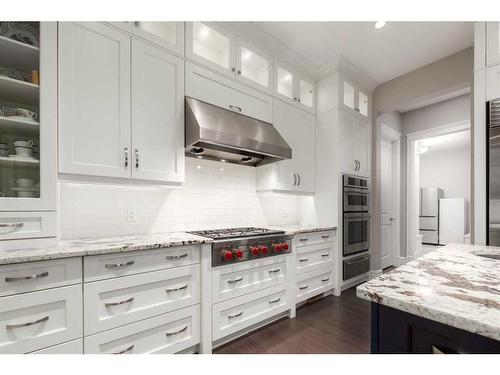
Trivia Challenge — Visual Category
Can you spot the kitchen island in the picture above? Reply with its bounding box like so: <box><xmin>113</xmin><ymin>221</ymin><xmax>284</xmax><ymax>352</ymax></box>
<box><xmin>357</xmin><ymin>244</ymin><xmax>500</xmax><ymax>353</ymax></box>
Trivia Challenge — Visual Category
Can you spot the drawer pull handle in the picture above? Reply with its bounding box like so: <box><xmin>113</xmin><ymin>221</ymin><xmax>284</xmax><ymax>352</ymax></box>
<box><xmin>166</xmin><ymin>284</ymin><xmax>188</xmax><ymax>293</ymax></box>
<box><xmin>166</xmin><ymin>253</ymin><xmax>188</xmax><ymax>260</ymax></box>
<box><xmin>321</xmin><ymin>235</ymin><xmax>330</xmax><ymax>239</ymax></box>
<box><xmin>268</xmin><ymin>268</ymin><xmax>281</xmax><ymax>274</ymax></box>
<box><xmin>113</xmin><ymin>344</ymin><xmax>134</xmax><ymax>354</ymax></box>
<box><xmin>227</xmin><ymin>276</ymin><xmax>243</xmax><ymax>284</ymax></box>
<box><xmin>321</xmin><ymin>254</ymin><xmax>329</xmax><ymax>258</ymax></box>
<box><xmin>269</xmin><ymin>297</ymin><xmax>281</xmax><ymax>304</ymax></box>
<box><xmin>299</xmin><ymin>238</ymin><xmax>308</xmax><ymax>242</ymax></box>
<box><xmin>228</xmin><ymin>311</ymin><xmax>243</xmax><ymax>319</ymax></box>
<box><xmin>5</xmin><ymin>271</ymin><xmax>49</xmax><ymax>282</ymax></box>
<box><xmin>166</xmin><ymin>325</ymin><xmax>188</xmax><ymax>336</ymax></box>
<box><xmin>229</xmin><ymin>105</ymin><xmax>242</xmax><ymax>112</ymax></box>
<box><xmin>298</xmin><ymin>257</ymin><xmax>308</xmax><ymax>263</ymax></box>
<box><xmin>105</xmin><ymin>296</ymin><xmax>134</xmax><ymax>307</ymax></box>
<box><xmin>321</xmin><ymin>277</ymin><xmax>330</xmax><ymax>282</ymax></box>
<box><xmin>6</xmin><ymin>315</ymin><xmax>49</xmax><ymax>329</ymax></box>
<box><xmin>105</xmin><ymin>260</ymin><xmax>135</xmax><ymax>269</ymax></box>
<box><xmin>299</xmin><ymin>285</ymin><xmax>309</xmax><ymax>290</ymax></box>
<box><xmin>0</xmin><ymin>222</ymin><xmax>24</xmax><ymax>229</ymax></box>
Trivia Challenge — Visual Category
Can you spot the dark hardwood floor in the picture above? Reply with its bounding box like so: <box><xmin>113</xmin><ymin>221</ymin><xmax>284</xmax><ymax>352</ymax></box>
<box><xmin>214</xmin><ymin>287</ymin><xmax>371</xmax><ymax>354</ymax></box>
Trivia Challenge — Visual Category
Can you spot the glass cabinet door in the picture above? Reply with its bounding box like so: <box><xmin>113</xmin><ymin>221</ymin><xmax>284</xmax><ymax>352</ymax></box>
<box><xmin>343</xmin><ymin>80</ymin><xmax>355</xmax><ymax>110</ymax></box>
<box><xmin>358</xmin><ymin>90</ymin><xmax>368</xmax><ymax>117</ymax></box>
<box><xmin>132</xmin><ymin>22</ymin><xmax>183</xmax><ymax>54</ymax></box>
<box><xmin>188</xmin><ymin>22</ymin><xmax>234</xmax><ymax>76</ymax></box>
<box><xmin>0</xmin><ymin>22</ymin><xmax>41</xmax><ymax>201</ymax></box>
<box><xmin>236</xmin><ymin>38</ymin><xmax>272</xmax><ymax>92</ymax></box>
<box><xmin>299</xmin><ymin>78</ymin><xmax>314</xmax><ymax>108</ymax></box>
<box><xmin>276</xmin><ymin>65</ymin><xmax>294</xmax><ymax>99</ymax></box>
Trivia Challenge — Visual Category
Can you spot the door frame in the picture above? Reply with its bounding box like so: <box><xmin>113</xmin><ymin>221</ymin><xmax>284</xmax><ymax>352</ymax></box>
<box><xmin>380</xmin><ymin>124</ymin><xmax>401</xmax><ymax>268</ymax></box>
<box><xmin>405</xmin><ymin>120</ymin><xmax>470</xmax><ymax>261</ymax></box>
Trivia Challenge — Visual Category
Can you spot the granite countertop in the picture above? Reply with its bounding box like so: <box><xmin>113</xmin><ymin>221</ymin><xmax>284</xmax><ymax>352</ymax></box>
<box><xmin>0</xmin><ymin>232</ymin><xmax>213</xmax><ymax>265</ymax></box>
<box><xmin>357</xmin><ymin>244</ymin><xmax>500</xmax><ymax>341</ymax></box>
<box><xmin>266</xmin><ymin>225</ymin><xmax>337</xmax><ymax>235</ymax></box>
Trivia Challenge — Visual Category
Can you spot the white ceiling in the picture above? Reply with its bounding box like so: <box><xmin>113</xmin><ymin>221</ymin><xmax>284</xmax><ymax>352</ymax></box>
<box><xmin>419</xmin><ymin>130</ymin><xmax>470</xmax><ymax>154</ymax></box>
<box><xmin>252</xmin><ymin>22</ymin><xmax>474</xmax><ymax>84</ymax></box>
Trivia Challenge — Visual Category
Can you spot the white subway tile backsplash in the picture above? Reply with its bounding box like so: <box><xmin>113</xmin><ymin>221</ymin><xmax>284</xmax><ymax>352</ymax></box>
<box><xmin>59</xmin><ymin>158</ymin><xmax>310</xmax><ymax>239</ymax></box>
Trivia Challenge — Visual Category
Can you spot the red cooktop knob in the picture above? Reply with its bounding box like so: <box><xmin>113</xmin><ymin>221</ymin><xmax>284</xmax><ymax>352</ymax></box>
<box><xmin>251</xmin><ymin>246</ymin><xmax>260</xmax><ymax>255</ymax></box>
<box><xmin>282</xmin><ymin>243</ymin><xmax>289</xmax><ymax>250</ymax></box>
<box><xmin>260</xmin><ymin>245</ymin><xmax>268</xmax><ymax>254</ymax></box>
<box><xmin>274</xmin><ymin>243</ymin><xmax>282</xmax><ymax>252</ymax></box>
<box><xmin>223</xmin><ymin>250</ymin><xmax>233</xmax><ymax>261</ymax></box>
<box><xmin>235</xmin><ymin>249</ymin><xmax>243</xmax><ymax>258</ymax></box>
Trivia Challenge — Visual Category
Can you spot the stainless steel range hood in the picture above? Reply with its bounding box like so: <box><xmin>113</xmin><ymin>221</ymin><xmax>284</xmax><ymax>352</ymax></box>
<box><xmin>185</xmin><ymin>97</ymin><xmax>292</xmax><ymax>166</ymax></box>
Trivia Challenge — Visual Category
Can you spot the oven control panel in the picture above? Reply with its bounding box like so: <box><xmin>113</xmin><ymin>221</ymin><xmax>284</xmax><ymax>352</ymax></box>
<box><xmin>212</xmin><ymin>236</ymin><xmax>291</xmax><ymax>267</ymax></box>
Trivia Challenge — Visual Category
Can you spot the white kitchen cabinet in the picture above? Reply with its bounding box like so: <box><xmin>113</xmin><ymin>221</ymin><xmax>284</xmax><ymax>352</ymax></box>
<box><xmin>340</xmin><ymin>110</ymin><xmax>370</xmax><ymax>177</ymax></box>
<box><xmin>296</xmin><ymin>267</ymin><xmax>334</xmax><ymax>303</ymax></box>
<box><xmin>342</xmin><ymin>76</ymin><xmax>370</xmax><ymax>120</ymax></box>
<box><xmin>131</xmin><ymin>22</ymin><xmax>184</xmax><ymax>55</ymax></box>
<box><xmin>59</xmin><ymin>22</ymin><xmax>184</xmax><ymax>185</ymax></box>
<box><xmin>30</xmin><ymin>339</ymin><xmax>83</xmax><ymax>354</ymax></box>
<box><xmin>274</xmin><ymin>62</ymin><xmax>315</xmax><ymax>112</ymax></box>
<box><xmin>256</xmin><ymin>99</ymin><xmax>315</xmax><ymax>193</ymax></box>
<box><xmin>185</xmin><ymin>62</ymin><xmax>273</xmax><ymax>123</ymax></box>
<box><xmin>131</xmin><ymin>39</ymin><xmax>184</xmax><ymax>183</ymax></box>
<box><xmin>58</xmin><ymin>22</ymin><xmax>131</xmax><ymax>179</ymax></box>
<box><xmin>186</xmin><ymin>22</ymin><xmax>235</xmax><ymax>78</ymax></box>
<box><xmin>487</xmin><ymin>22</ymin><xmax>500</xmax><ymax>67</ymax></box>
<box><xmin>0</xmin><ymin>22</ymin><xmax>57</xmax><ymax>213</ymax></box>
<box><xmin>235</xmin><ymin>37</ymin><xmax>273</xmax><ymax>93</ymax></box>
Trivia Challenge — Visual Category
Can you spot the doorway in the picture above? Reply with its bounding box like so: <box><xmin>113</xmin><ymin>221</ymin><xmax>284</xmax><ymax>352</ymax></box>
<box><xmin>380</xmin><ymin>124</ymin><xmax>401</xmax><ymax>269</ymax></box>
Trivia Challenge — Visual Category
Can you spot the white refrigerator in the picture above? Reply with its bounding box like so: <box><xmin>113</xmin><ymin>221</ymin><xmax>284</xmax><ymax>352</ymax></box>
<box><xmin>419</xmin><ymin>187</ymin><xmax>443</xmax><ymax>245</ymax></box>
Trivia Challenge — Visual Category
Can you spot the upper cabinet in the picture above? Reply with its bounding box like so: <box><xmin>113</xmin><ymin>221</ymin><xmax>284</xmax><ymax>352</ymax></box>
<box><xmin>58</xmin><ymin>22</ymin><xmax>184</xmax><ymax>185</ymax></box>
<box><xmin>275</xmin><ymin>62</ymin><xmax>316</xmax><ymax>113</ymax></box>
<box><xmin>487</xmin><ymin>22</ymin><xmax>500</xmax><ymax>67</ymax></box>
<box><xmin>339</xmin><ymin>110</ymin><xmax>370</xmax><ymax>177</ymax></box>
<box><xmin>235</xmin><ymin>38</ymin><xmax>273</xmax><ymax>93</ymax></box>
<box><xmin>342</xmin><ymin>76</ymin><xmax>369</xmax><ymax>120</ymax></box>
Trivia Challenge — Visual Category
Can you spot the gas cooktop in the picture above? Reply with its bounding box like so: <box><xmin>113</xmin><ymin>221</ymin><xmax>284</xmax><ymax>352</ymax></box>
<box><xmin>188</xmin><ymin>227</ymin><xmax>285</xmax><ymax>241</ymax></box>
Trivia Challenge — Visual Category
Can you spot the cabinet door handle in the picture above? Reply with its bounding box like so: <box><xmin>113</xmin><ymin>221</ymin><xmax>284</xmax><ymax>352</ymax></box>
<box><xmin>165</xmin><ymin>325</ymin><xmax>188</xmax><ymax>336</ymax></box>
<box><xmin>0</xmin><ymin>222</ymin><xmax>24</xmax><ymax>232</ymax></box>
<box><xmin>321</xmin><ymin>277</ymin><xmax>330</xmax><ymax>282</ymax></box>
<box><xmin>6</xmin><ymin>315</ymin><xmax>49</xmax><ymax>329</ymax></box>
<box><xmin>105</xmin><ymin>296</ymin><xmax>134</xmax><ymax>307</ymax></box>
<box><xmin>321</xmin><ymin>253</ymin><xmax>329</xmax><ymax>258</ymax></box>
<box><xmin>298</xmin><ymin>98</ymin><xmax>301</xmax><ymax>103</ymax></box>
<box><xmin>299</xmin><ymin>238</ymin><xmax>308</xmax><ymax>242</ymax></box>
<box><xmin>227</xmin><ymin>276</ymin><xmax>243</xmax><ymax>284</ymax></box>
<box><xmin>293</xmin><ymin>97</ymin><xmax>297</xmax><ymax>101</ymax></box>
<box><xmin>124</xmin><ymin>147</ymin><xmax>129</xmax><ymax>168</ymax></box>
<box><xmin>268</xmin><ymin>268</ymin><xmax>281</xmax><ymax>274</ymax></box>
<box><xmin>293</xmin><ymin>173</ymin><xmax>297</xmax><ymax>186</ymax></box>
<box><xmin>166</xmin><ymin>284</ymin><xmax>188</xmax><ymax>293</ymax></box>
<box><xmin>229</xmin><ymin>105</ymin><xmax>242</xmax><ymax>112</ymax></box>
<box><xmin>269</xmin><ymin>297</ymin><xmax>281</xmax><ymax>304</ymax></box>
<box><xmin>5</xmin><ymin>271</ymin><xmax>49</xmax><ymax>282</ymax></box>
<box><xmin>113</xmin><ymin>344</ymin><xmax>134</xmax><ymax>354</ymax></box>
<box><xmin>321</xmin><ymin>234</ymin><xmax>330</xmax><ymax>239</ymax></box>
<box><xmin>228</xmin><ymin>311</ymin><xmax>243</xmax><ymax>319</ymax></box>
<box><xmin>135</xmin><ymin>149</ymin><xmax>139</xmax><ymax>168</ymax></box>
<box><xmin>297</xmin><ymin>173</ymin><xmax>301</xmax><ymax>186</ymax></box>
<box><xmin>237</xmin><ymin>69</ymin><xmax>241</xmax><ymax>75</ymax></box>
<box><xmin>299</xmin><ymin>285</ymin><xmax>309</xmax><ymax>290</ymax></box>
<box><xmin>166</xmin><ymin>253</ymin><xmax>188</xmax><ymax>260</ymax></box>
<box><xmin>298</xmin><ymin>257</ymin><xmax>308</xmax><ymax>263</ymax></box>
<box><xmin>231</xmin><ymin>67</ymin><xmax>236</xmax><ymax>72</ymax></box>
<box><xmin>105</xmin><ymin>260</ymin><xmax>135</xmax><ymax>269</ymax></box>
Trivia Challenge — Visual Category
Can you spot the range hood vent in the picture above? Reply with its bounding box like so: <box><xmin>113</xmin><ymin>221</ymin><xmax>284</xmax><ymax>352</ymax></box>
<box><xmin>185</xmin><ymin>97</ymin><xmax>292</xmax><ymax>166</ymax></box>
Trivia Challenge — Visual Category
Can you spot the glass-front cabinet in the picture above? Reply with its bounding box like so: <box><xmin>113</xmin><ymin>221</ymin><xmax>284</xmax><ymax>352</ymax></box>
<box><xmin>275</xmin><ymin>62</ymin><xmax>315</xmax><ymax>112</ymax></box>
<box><xmin>342</xmin><ymin>77</ymin><xmax>369</xmax><ymax>120</ymax></box>
<box><xmin>0</xmin><ymin>22</ymin><xmax>56</xmax><ymax>213</ymax></box>
<box><xmin>132</xmin><ymin>22</ymin><xmax>184</xmax><ymax>55</ymax></box>
<box><xmin>235</xmin><ymin>38</ymin><xmax>273</xmax><ymax>93</ymax></box>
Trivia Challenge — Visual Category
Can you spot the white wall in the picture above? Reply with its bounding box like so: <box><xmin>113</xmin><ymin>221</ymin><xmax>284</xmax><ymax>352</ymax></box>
<box><xmin>419</xmin><ymin>146</ymin><xmax>471</xmax><ymax>232</ymax></box>
<box><xmin>60</xmin><ymin>157</ymin><xmax>313</xmax><ymax>239</ymax></box>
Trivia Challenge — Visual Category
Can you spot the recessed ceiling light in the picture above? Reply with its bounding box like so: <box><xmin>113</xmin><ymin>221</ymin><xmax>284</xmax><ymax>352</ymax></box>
<box><xmin>374</xmin><ymin>21</ymin><xmax>386</xmax><ymax>29</ymax></box>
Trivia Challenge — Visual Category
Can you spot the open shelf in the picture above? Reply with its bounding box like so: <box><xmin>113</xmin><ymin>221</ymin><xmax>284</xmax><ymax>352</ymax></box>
<box><xmin>0</xmin><ymin>76</ymin><xmax>39</xmax><ymax>105</ymax></box>
<box><xmin>0</xmin><ymin>116</ymin><xmax>39</xmax><ymax>136</ymax></box>
<box><xmin>0</xmin><ymin>156</ymin><xmax>39</xmax><ymax>168</ymax></box>
<box><xmin>0</xmin><ymin>35</ymin><xmax>39</xmax><ymax>72</ymax></box>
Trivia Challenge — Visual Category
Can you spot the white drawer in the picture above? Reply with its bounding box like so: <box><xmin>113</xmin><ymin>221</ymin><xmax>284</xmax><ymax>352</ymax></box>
<box><xmin>296</xmin><ymin>267</ymin><xmax>334</xmax><ymax>303</ymax></box>
<box><xmin>84</xmin><ymin>245</ymin><xmax>199</xmax><ymax>282</ymax></box>
<box><xmin>0</xmin><ymin>212</ymin><xmax>56</xmax><ymax>240</ymax></box>
<box><xmin>296</xmin><ymin>242</ymin><xmax>334</xmax><ymax>275</ymax></box>
<box><xmin>84</xmin><ymin>264</ymin><xmax>200</xmax><ymax>335</ymax></box>
<box><xmin>186</xmin><ymin>62</ymin><xmax>273</xmax><ymax>123</ymax></box>
<box><xmin>212</xmin><ymin>256</ymin><xmax>288</xmax><ymax>303</ymax></box>
<box><xmin>295</xmin><ymin>230</ymin><xmax>335</xmax><ymax>248</ymax></box>
<box><xmin>212</xmin><ymin>284</ymin><xmax>289</xmax><ymax>341</ymax></box>
<box><xmin>30</xmin><ymin>339</ymin><xmax>83</xmax><ymax>354</ymax></box>
<box><xmin>0</xmin><ymin>258</ymin><xmax>82</xmax><ymax>297</ymax></box>
<box><xmin>0</xmin><ymin>285</ymin><xmax>82</xmax><ymax>354</ymax></box>
<box><xmin>84</xmin><ymin>305</ymin><xmax>200</xmax><ymax>354</ymax></box>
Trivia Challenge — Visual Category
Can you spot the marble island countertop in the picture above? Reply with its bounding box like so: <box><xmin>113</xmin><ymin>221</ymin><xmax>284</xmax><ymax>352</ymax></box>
<box><xmin>0</xmin><ymin>232</ymin><xmax>213</xmax><ymax>265</ymax></box>
<box><xmin>357</xmin><ymin>244</ymin><xmax>500</xmax><ymax>341</ymax></box>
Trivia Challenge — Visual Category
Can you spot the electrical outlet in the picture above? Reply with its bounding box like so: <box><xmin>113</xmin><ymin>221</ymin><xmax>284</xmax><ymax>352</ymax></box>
<box><xmin>127</xmin><ymin>209</ymin><xmax>136</xmax><ymax>222</ymax></box>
